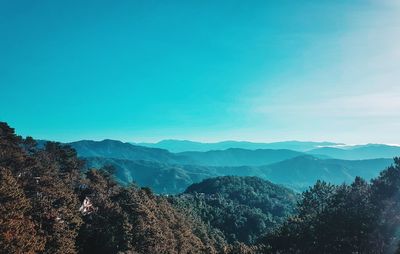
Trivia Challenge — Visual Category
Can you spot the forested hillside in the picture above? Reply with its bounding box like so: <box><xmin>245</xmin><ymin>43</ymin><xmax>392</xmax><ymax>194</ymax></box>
<box><xmin>2</xmin><ymin>122</ymin><xmax>400</xmax><ymax>254</ymax></box>
<box><xmin>259</xmin><ymin>164</ymin><xmax>400</xmax><ymax>253</ymax></box>
<box><xmin>0</xmin><ymin>122</ymin><xmax>231</xmax><ymax>253</ymax></box>
<box><xmin>171</xmin><ymin>176</ymin><xmax>297</xmax><ymax>244</ymax></box>
<box><xmin>83</xmin><ymin>154</ymin><xmax>393</xmax><ymax>194</ymax></box>
<box><xmin>63</xmin><ymin>139</ymin><xmax>394</xmax><ymax>194</ymax></box>
<box><xmin>259</xmin><ymin>155</ymin><xmax>393</xmax><ymax>190</ymax></box>
<box><xmin>177</xmin><ymin>148</ymin><xmax>303</xmax><ymax>167</ymax></box>
<box><xmin>84</xmin><ymin>157</ymin><xmax>216</xmax><ymax>193</ymax></box>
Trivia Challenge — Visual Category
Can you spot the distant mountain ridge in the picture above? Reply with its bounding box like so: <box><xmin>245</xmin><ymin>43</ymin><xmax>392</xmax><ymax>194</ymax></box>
<box><xmin>84</xmin><ymin>157</ymin><xmax>217</xmax><ymax>194</ymax></box>
<box><xmin>69</xmin><ymin>140</ymin><xmax>308</xmax><ymax>167</ymax></box>
<box><xmin>259</xmin><ymin>155</ymin><xmax>393</xmax><ymax>190</ymax></box>
<box><xmin>37</xmin><ymin>139</ymin><xmax>397</xmax><ymax>193</ymax></box>
<box><xmin>69</xmin><ymin>139</ymin><xmax>187</xmax><ymax>164</ymax></box>
<box><xmin>136</xmin><ymin>139</ymin><xmax>342</xmax><ymax>152</ymax></box>
<box><xmin>177</xmin><ymin>148</ymin><xmax>304</xmax><ymax>167</ymax></box>
<box><xmin>309</xmin><ymin>144</ymin><xmax>400</xmax><ymax>160</ymax></box>
<box><xmin>70</xmin><ymin>139</ymin><xmax>400</xmax><ymax>165</ymax></box>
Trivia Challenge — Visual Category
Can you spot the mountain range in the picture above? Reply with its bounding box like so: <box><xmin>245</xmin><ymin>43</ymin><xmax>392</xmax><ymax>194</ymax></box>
<box><xmin>71</xmin><ymin>139</ymin><xmax>400</xmax><ymax>163</ymax></box>
<box><xmin>3</xmin><ymin>122</ymin><xmax>399</xmax><ymax>253</ymax></box>
<box><xmin>70</xmin><ymin>140</ymin><xmax>307</xmax><ymax>166</ymax></box>
<box><xmin>308</xmin><ymin>144</ymin><xmax>400</xmax><ymax>160</ymax></box>
<box><xmin>68</xmin><ymin>139</ymin><xmax>397</xmax><ymax>193</ymax></box>
<box><xmin>137</xmin><ymin>139</ymin><xmax>400</xmax><ymax>160</ymax></box>
<box><xmin>84</xmin><ymin>157</ymin><xmax>216</xmax><ymax>193</ymax></box>
<box><xmin>136</xmin><ymin>140</ymin><xmax>343</xmax><ymax>152</ymax></box>
<box><xmin>82</xmin><ymin>155</ymin><xmax>393</xmax><ymax>193</ymax></box>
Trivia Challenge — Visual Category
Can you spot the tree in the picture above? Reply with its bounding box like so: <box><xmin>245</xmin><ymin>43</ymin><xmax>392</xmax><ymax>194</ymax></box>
<box><xmin>0</xmin><ymin>122</ymin><xmax>232</xmax><ymax>253</ymax></box>
<box><xmin>262</xmin><ymin>159</ymin><xmax>400</xmax><ymax>254</ymax></box>
<box><xmin>0</xmin><ymin>167</ymin><xmax>45</xmax><ymax>253</ymax></box>
<box><xmin>370</xmin><ymin>158</ymin><xmax>400</xmax><ymax>253</ymax></box>
<box><xmin>27</xmin><ymin>149</ymin><xmax>83</xmax><ymax>254</ymax></box>
<box><xmin>77</xmin><ymin>169</ymin><xmax>127</xmax><ymax>254</ymax></box>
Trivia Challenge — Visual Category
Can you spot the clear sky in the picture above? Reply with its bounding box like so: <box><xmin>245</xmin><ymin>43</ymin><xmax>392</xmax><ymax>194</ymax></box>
<box><xmin>1</xmin><ymin>0</ymin><xmax>399</xmax><ymax>144</ymax></box>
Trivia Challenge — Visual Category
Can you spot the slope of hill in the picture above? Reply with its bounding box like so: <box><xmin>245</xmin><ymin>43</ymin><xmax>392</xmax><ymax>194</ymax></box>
<box><xmin>308</xmin><ymin>144</ymin><xmax>400</xmax><ymax>160</ymax></box>
<box><xmin>68</xmin><ymin>140</ymin><xmax>309</xmax><ymax>167</ymax></box>
<box><xmin>69</xmin><ymin>139</ymin><xmax>189</xmax><ymax>164</ymax></box>
<box><xmin>83</xmin><ymin>155</ymin><xmax>393</xmax><ymax>194</ymax></box>
<box><xmin>138</xmin><ymin>139</ymin><xmax>342</xmax><ymax>152</ymax></box>
<box><xmin>3</xmin><ymin>122</ymin><xmax>400</xmax><ymax>254</ymax></box>
<box><xmin>177</xmin><ymin>148</ymin><xmax>304</xmax><ymax>167</ymax></box>
<box><xmin>65</xmin><ymin>140</ymin><xmax>398</xmax><ymax>175</ymax></box>
<box><xmin>259</xmin><ymin>155</ymin><xmax>393</xmax><ymax>190</ymax></box>
<box><xmin>0</xmin><ymin>122</ymin><xmax>228</xmax><ymax>254</ymax></box>
<box><xmin>171</xmin><ymin>176</ymin><xmax>297</xmax><ymax>244</ymax></box>
<box><xmin>84</xmin><ymin>157</ymin><xmax>216</xmax><ymax>194</ymax></box>
<box><xmin>48</xmin><ymin>139</ymin><xmax>396</xmax><ymax>193</ymax></box>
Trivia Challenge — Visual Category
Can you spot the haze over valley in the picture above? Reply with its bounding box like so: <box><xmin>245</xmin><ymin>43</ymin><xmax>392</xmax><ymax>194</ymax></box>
<box><xmin>44</xmin><ymin>138</ymin><xmax>398</xmax><ymax>193</ymax></box>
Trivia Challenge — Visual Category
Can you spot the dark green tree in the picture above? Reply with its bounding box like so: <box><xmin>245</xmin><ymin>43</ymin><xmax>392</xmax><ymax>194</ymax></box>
<box><xmin>0</xmin><ymin>166</ymin><xmax>45</xmax><ymax>253</ymax></box>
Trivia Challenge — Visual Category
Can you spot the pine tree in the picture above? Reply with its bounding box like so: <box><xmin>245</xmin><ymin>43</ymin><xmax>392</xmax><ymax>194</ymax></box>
<box><xmin>30</xmin><ymin>150</ymin><xmax>83</xmax><ymax>254</ymax></box>
<box><xmin>370</xmin><ymin>158</ymin><xmax>400</xmax><ymax>253</ymax></box>
<box><xmin>77</xmin><ymin>169</ymin><xmax>127</xmax><ymax>254</ymax></box>
<box><xmin>0</xmin><ymin>167</ymin><xmax>45</xmax><ymax>253</ymax></box>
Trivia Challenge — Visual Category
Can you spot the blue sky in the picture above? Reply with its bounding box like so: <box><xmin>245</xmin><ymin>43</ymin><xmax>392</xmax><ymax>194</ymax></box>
<box><xmin>1</xmin><ymin>0</ymin><xmax>399</xmax><ymax>144</ymax></box>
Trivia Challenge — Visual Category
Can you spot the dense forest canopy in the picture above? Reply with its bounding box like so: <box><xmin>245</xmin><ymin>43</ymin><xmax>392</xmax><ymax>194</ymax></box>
<box><xmin>1</xmin><ymin>121</ymin><xmax>400</xmax><ymax>254</ymax></box>
<box><xmin>170</xmin><ymin>176</ymin><xmax>297</xmax><ymax>244</ymax></box>
<box><xmin>0</xmin><ymin>122</ymin><xmax>229</xmax><ymax>254</ymax></box>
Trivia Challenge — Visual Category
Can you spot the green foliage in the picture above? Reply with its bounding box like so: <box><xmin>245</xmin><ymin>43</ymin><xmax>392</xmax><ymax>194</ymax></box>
<box><xmin>0</xmin><ymin>167</ymin><xmax>45</xmax><ymax>253</ymax></box>
<box><xmin>84</xmin><ymin>157</ymin><xmax>214</xmax><ymax>194</ymax></box>
<box><xmin>0</xmin><ymin>122</ymin><xmax>229</xmax><ymax>254</ymax></box>
<box><xmin>171</xmin><ymin>176</ymin><xmax>297</xmax><ymax>244</ymax></box>
<box><xmin>261</xmin><ymin>159</ymin><xmax>400</xmax><ymax>253</ymax></box>
<box><xmin>83</xmin><ymin>154</ymin><xmax>393</xmax><ymax>195</ymax></box>
<box><xmin>2</xmin><ymin>121</ymin><xmax>400</xmax><ymax>254</ymax></box>
<box><xmin>1</xmin><ymin>123</ymin><xmax>83</xmax><ymax>254</ymax></box>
